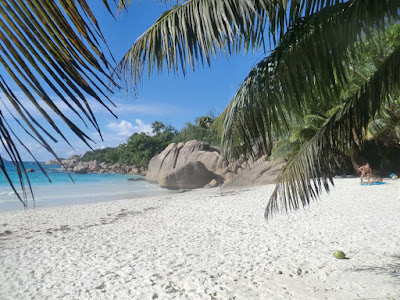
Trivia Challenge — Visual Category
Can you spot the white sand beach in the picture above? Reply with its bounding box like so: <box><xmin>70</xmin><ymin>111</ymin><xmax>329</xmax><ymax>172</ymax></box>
<box><xmin>1</xmin><ymin>178</ymin><xmax>399</xmax><ymax>299</ymax></box>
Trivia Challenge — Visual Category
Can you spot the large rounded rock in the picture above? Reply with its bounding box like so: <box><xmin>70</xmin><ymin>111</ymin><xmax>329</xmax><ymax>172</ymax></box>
<box><xmin>73</xmin><ymin>164</ymin><xmax>88</xmax><ymax>174</ymax></box>
<box><xmin>146</xmin><ymin>143</ymin><xmax>183</xmax><ymax>183</ymax></box>
<box><xmin>146</xmin><ymin>140</ymin><xmax>285</xmax><ymax>190</ymax></box>
<box><xmin>100</xmin><ymin>162</ymin><xmax>108</xmax><ymax>169</ymax></box>
<box><xmin>174</xmin><ymin>140</ymin><xmax>225</xmax><ymax>174</ymax></box>
<box><xmin>159</xmin><ymin>161</ymin><xmax>217</xmax><ymax>190</ymax></box>
<box><xmin>87</xmin><ymin>160</ymin><xmax>98</xmax><ymax>172</ymax></box>
<box><xmin>146</xmin><ymin>140</ymin><xmax>226</xmax><ymax>183</ymax></box>
<box><xmin>44</xmin><ymin>159</ymin><xmax>61</xmax><ymax>165</ymax></box>
<box><xmin>205</xmin><ymin>179</ymin><xmax>219</xmax><ymax>188</ymax></box>
<box><xmin>129</xmin><ymin>167</ymin><xmax>140</xmax><ymax>175</ymax></box>
<box><xmin>221</xmin><ymin>158</ymin><xmax>285</xmax><ymax>189</ymax></box>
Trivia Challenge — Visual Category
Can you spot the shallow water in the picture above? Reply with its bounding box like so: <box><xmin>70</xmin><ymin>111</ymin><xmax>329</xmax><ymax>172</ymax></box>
<box><xmin>0</xmin><ymin>161</ymin><xmax>167</xmax><ymax>212</ymax></box>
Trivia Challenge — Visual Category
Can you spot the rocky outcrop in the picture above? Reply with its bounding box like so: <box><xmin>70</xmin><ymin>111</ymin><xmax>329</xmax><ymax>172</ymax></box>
<box><xmin>159</xmin><ymin>161</ymin><xmax>220</xmax><ymax>190</ymax></box>
<box><xmin>146</xmin><ymin>140</ymin><xmax>285</xmax><ymax>190</ymax></box>
<box><xmin>146</xmin><ymin>140</ymin><xmax>225</xmax><ymax>184</ymax></box>
<box><xmin>205</xmin><ymin>179</ymin><xmax>218</xmax><ymax>189</ymax></box>
<box><xmin>44</xmin><ymin>159</ymin><xmax>64</xmax><ymax>165</ymax></box>
<box><xmin>221</xmin><ymin>156</ymin><xmax>285</xmax><ymax>190</ymax></box>
<box><xmin>46</xmin><ymin>158</ymin><xmax>147</xmax><ymax>175</ymax></box>
<box><xmin>73</xmin><ymin>164</ymin><xmax>88</xmax><ymax>174</ymax></box>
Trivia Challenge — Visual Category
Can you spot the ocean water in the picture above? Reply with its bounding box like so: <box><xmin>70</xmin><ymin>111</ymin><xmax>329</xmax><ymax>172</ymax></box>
<box><xmin>0</xmin><ymin>161</ymin><xmax>168</xmax><ymax>212</ymax></box>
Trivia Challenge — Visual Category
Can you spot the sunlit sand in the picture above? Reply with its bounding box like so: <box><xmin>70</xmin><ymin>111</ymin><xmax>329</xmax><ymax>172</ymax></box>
<box><xmin>1</xmin><ymin>178</ymin><xmax>399</xmax><ymax>299</ymax></box>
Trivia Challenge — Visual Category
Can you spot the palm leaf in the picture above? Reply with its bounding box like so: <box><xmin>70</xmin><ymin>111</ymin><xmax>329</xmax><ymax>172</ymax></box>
<box><xmin>114</xmin><ymin>0</ymin><xmax>352</xmax><ymax>91</ymax></box>
<box><xmin>366</xmin><ymin>97</ymin><xmax>400</xmax><ymax>142</ymax></box>
<box><xmin>0</xmin><ymin>0</ymin><xmax>117</xmax><ymax>207</ymax></box>
<box><xmin>265</xmin><ymin>45</ymin><xmax>400</xmax><ymax>219</ymax></box>
<box><xmin>117</xmin><ymin>0</ymin><xmax>400</xmax><ymax>93</ymax></box>
<box><xmin>218</xmin><ymin>0</ymin><xmax>400</xmax><ymax>162</ymax></box>
<box><xmin>115</xmin><ymin>0</ymin><xmax>269</xmax><ymax>91</ymax></box>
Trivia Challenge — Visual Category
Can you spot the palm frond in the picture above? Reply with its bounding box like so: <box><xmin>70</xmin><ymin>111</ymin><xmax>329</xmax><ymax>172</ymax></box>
<box><xmin>0</xmin><ymin>0</ymin><xmax>117</xmax><ymax>207</ymax></box>
<box><xmin>115</xmin><ymin>0</ymin><xmax>349</xmax><ymax>89</ymax></box>
<box><xmin>117</xmin><ymin>0</ymin><xmax>177</xmax><ymax>12</ymax></box>
<box><xmin>367</xmin><ymin>118</ymin><xmax>391</xmax><ymax>139</ymax></box>
<box><xmin>117</xmin><ymin>0</ymin><xmax>400</xmax><ymax>92</ymax></box>
<box><xmin>218</xmin><ymin>0</ymin><xmax>400</xmax><ymax>161</ymax></box>
<box><xmin>265</xmin><ymin>45</ymin><xmax>400</xmax><ymax>219</ymax></box>
<box><xmin>115</xmin><ymin>0</ymin><xmax>278</xmax><ymax>91</ymax></box>
<box><xmin>366</xmin><ymin>97</ymin><xmax>400</xmax><ymax>142</ymax></box>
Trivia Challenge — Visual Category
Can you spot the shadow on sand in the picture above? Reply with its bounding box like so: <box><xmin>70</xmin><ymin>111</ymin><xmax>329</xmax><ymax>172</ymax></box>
<box><xmin>351</xmin><ymin>254</ymin><xmax>400</xmax><ymax>279</ymax></box>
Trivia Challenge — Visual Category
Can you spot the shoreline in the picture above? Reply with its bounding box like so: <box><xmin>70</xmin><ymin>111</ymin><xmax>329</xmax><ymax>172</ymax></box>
<box><xmin>0</xmin><ymin>174</ymin><xmax>166</xmax><ymax>213</ymax></box>
<box><xmin>1</xmin><ymin>178</ymin><xmax>399</xmax><ymax>299</ymax></box>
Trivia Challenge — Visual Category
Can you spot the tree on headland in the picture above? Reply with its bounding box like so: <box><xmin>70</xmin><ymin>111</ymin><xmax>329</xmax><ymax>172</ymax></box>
<box><xmin>114</xmin><ymin>1</ymin><xmax>400</xmax><ymax>219</ymax></box>
<box><xmin>196</xmin><ymin>116</ymin><xmax>214</xmax><ymax>129</ymax></box>
<box><xmin>152</xmin><ymin>121</ymin><xmax>166</xmax><ymax>135</ymax></box>
<box><xmin>81</xmin><ymin>121</ymin><xmax>179</xmax><ymax>167</ymax></box>
<box><xmin>79</xmin><ymin>115</ymin><xmax>221</xmax><ymax>166</ymax></box>
<box><xmin>166</xmin><ymin>113</ymin><xmax>220</xmax><ymax>146</ymax></box>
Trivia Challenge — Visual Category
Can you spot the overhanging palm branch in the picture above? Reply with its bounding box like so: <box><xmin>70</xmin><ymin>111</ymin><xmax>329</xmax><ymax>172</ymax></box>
<box><xmin>115</xmin><ymin>0</ymin><xmax>271</xmax><ymax>91</ymax></box>
<box><xmin>114</xmin><ymin>0</ymin><xmax>348</xmax><ymax>91</ymax></box>
<box><xmin>217</xmin><ymin>0</ymin><xmax>400</xmax><ymax>162</ymax></box>
<box><xmin>0</xmin><ymin>0</ymin><xmax>117</xmax><ymax>207</ymax></box>
<box><xmin>366</xmin><ymin>97</ymin><xmax>400</xmax><ymax>146</ymax></box>
<box><xmin>269</xmin><ymin>28</ymin><xmax>395</xmax><ymax>162</ymax></box>
<box><xmin>269</xmin><ymin>113</ymin><xmax>328</xmax><ymax>160</ymax></box>
<box><xmin>266</xmin><ymin>46</ymin><xmax>400</xmax><ymax>219</ymax></box>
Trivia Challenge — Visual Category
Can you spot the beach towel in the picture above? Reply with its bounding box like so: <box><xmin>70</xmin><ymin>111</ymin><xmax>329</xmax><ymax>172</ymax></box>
<box><xmin>361</xmin><ymin>182</ymin><xmax>387</xmax><ymax>186</ymax></box>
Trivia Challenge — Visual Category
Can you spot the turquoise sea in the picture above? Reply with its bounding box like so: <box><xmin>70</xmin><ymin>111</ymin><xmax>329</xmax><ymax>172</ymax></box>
<box><xmin>0</xmin><ymin>161</ymin><xmax>167</xmax><ymax>212</ymax></box>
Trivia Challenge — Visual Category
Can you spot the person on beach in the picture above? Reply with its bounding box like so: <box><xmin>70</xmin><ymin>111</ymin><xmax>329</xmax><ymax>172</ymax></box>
<box><xmin>358</xmin><ymin>163</ymin><xmax>372</xmax><ymax>184</ymax></box>
<box><xmin>371</xmin><ymin>177</ymin><xmax>383</xmax><ymax>183</ymax></box>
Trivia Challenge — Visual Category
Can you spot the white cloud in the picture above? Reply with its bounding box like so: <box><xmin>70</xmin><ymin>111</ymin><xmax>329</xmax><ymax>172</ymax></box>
<box><xmin>107</xmin><ymin>119</ymin><xmax>152</xmax><ymax>137</ymax></box>
<box><xmin>132</xmin><ymin>119</ymin><xmax>153</xmax><ymax>135</ymax></box>
<box><xmin>0</xmin><ymin>92</ymin><xmax>181</xmax><ymax>161</ymax></box>
<box><xmin>111</xmin><ymin>102</ymin><xmax>184</xmax><ymax>116</ymax></box>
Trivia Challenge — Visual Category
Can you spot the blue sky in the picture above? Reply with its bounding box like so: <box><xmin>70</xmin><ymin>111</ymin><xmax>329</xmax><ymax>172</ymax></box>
<box><xmin>1</xmin><ymin>2</ymin><xmax>267</xmax><ymax>161</ymax></box>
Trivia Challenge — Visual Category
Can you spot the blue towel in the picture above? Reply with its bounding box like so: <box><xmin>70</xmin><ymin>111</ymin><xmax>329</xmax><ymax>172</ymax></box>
<box><xmin>361</xmin><ymin>182</ymin><xmax>386</xmax><ymax>186</ymax></box>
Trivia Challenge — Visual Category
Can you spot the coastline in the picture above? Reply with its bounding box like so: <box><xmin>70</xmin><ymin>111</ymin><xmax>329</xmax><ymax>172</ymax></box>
<box><xmin>1</xmin><ymin>178</ymin><xmax>399</xmax><ymax>299</ymax></box>
<box><xmin>0</xmin><ymin>168</ymin><xmax>165</xmax><ymax>213</ymax></box>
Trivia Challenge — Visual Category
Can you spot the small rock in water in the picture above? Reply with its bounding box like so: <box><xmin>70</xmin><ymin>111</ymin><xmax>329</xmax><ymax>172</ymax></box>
<box><xmin>127</xmin><ymin>177</ymin><xmax>145</xmax><ymax>182</ymax></box>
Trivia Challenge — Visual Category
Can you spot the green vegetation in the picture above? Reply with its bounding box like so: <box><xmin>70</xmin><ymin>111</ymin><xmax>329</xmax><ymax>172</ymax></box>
<box><xmin>115</xmin><ymin>1</ymin><xmax>400</xmax><ymax>218</ymax></box>
<box><xmin>113</xmin><ymin>0</ymin><xmax>400</xmax><ymax>218</ymax></box>
<box><xmin>174</xmin><ymin>114</ymin><xmax>220</xmax><ymax>146</ymax></box>
<box><xmin>4</xmin><ymin>1</ymin><xmax>400</xmax><ymax>213</ymax></box>
<box><xmin>79</xmin><ymin>116</ymin><xmax>219</xmax><ymax>167</ymax></box>
<box><xmin>269</xmin><ymin>25</ymin><xmax>400</xmax><ymax>172</ymax></box>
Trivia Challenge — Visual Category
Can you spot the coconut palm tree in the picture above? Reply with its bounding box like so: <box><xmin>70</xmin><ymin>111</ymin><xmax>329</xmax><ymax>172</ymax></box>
<box><xmin>4</xmin><ymin>0</ymin><xmax>400</xmax><ymax>214</ymax></box>
<box><xmin>114</xmin><ymin>0</ymin><xmax>400</xmax><ymax>218</ymax></box>
<box><xmin>271</xmin><ymin>25</ymin><xmax>400</xmax><ymax>177</ymax></box>
<box><xmin>0</xmin><ymin>0</ymin><xmax>117</xmax><ymax>207</ymax></box>
<box><xmin>197</xmin><ymin>115</ymin><xmax>214</xmax><ymax>129</ymax></box>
